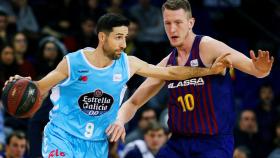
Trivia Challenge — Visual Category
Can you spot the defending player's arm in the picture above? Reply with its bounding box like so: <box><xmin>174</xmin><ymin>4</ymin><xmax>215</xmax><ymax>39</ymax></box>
<box><xmin>201</xmin><ymin>37</ymin><xmax>274</xmax><ymax>78</ymax></box>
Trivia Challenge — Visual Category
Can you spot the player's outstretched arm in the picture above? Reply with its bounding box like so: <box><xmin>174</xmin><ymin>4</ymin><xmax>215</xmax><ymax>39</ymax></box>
<box><xmin>4</xmin><ymin>57</ymin><xmax>68</xmax><ymax>96</ymax></box>
<box><xmin>201</xmin><ymin>37</ymin><xmax>274</xmax><ymax>78</ymax></box>
<box><xmin>128</xmin><ymin>53</ymin><xmax>231</xmax><ymax>80</ymax></box>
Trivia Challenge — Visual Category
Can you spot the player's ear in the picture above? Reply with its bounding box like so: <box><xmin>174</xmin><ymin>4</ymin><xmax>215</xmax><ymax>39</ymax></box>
<box><xmin>189</xmin><ymin>17</ymin><xmax>195</xmax><ymax>30</ymax></box>
<box><xmin>98</xmin><ymin>32</ymin><xmax>106</xmax><ymax>43</ymax></box>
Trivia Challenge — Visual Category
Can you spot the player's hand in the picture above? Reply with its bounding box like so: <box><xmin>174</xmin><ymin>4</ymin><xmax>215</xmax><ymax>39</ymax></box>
<box><xmin>250</xmin><ymin>50</ymin><xmax>274</xmax><ymax>74</ymax></box>
<box><xmin>210</xmin><ymin>53</ymin><xmax>232</xmax><ymax>75</ymax></box>
<box><xmin>106</xmin><ymin>119</ymin><xmax>126</xmax><ymax>143</ymax></box>
<box><xmin>3</xmin><ymin>75</ymin><xmax>31</xmax><ymax>91</ymax></box>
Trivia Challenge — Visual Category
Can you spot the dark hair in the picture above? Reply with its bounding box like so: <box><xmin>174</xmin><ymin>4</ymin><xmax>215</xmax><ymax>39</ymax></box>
<box><xmin>6</xmin><ymin>131</ymin><xmax>27</xmax><ymax>145</ymax></box>
<box><xmin>12</xmin><ymin>32</ymin><xmax>27</xmax><ymax>45</ymax></box>
<box><xmin>0</xmin><ymin>42</ymin><xmax>13</xmax><ymax>58</ymax></box>
<box><xmin>139</xmin><ymin>106</ymin><xmax>156</xmax><ymax>118</ymax></box>
<box><xmin>162</xmin><ymin>0</ymin><xmax>192</xmax><ymax>17</ymax></box>
<box><xmin>96</xmin><ymin>13</ymin><xmax>129</xmax><ymax>34</ymax></box>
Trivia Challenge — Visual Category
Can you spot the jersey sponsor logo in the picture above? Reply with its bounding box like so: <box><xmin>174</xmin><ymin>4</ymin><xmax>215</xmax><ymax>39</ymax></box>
<box><xmin>190</xmin><ymin>59</ymin><xmax>199</xmax><ymax>67</ymax></box>
<box><xmin>113</xmin><ymin>73</ymin><xmax>122</xmax><ymax>82</ymax></box>
<box><xmin>168</xmin><ymin>77</ymin><xmax>204</xmax><ymax>88</ymax></box>
<box><xmin>78</xmin><ymin>89</ymin><xmax>114</xmax><ymax>116</ymax></box>
<box><xmin>48</xmin><ymin>149</ymin><xmax>65</xmax><ymax>158</ymax></box>
<box><xmin>78</xmin><ymin>76</ymin><xmax>88</xmax><ymax>82</ymax></box>
<box><xmin>78</xmin><ymin>69</ymin><xmax>89</xmax><ymax>73</ymax></box>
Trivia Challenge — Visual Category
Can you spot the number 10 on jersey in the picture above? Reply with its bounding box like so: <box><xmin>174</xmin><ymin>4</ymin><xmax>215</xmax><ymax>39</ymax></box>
<box><xmin>177</xmin><ymin>94</ymin><xmax>195</xmax><ymax>111</ymax></box>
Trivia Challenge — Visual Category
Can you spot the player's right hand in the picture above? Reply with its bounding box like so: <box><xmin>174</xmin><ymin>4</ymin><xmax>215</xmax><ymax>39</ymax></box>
<box><xmin>106</xmin><ymin>119</ymin><xmax>126</xmax><ymax>143</ymax></box>
<box><xmin>210</xmin><ymin>53</ymin><xmax>232</xmax><ymax>75</ymax></box>
<box><xmin>3</xmin><ymin>75</ymin><xmax>31</xmax><ymax>91</ymax></box>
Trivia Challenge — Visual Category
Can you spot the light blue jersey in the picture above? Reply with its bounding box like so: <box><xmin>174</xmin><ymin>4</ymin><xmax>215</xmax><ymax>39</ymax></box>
<box><xmin>48</xmin><ymin>48</ymin><xmax>130</xmax><ymax>141</ymax></box>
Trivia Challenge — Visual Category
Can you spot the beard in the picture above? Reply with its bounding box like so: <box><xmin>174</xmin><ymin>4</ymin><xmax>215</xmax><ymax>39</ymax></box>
<box><xmin>103</xmin><ymin>44</ymin><xmax>121</xmax><ymax>60</ymax></box>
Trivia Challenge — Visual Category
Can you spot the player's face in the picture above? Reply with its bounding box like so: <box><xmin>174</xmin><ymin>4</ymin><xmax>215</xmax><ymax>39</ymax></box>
<box><xmin>103</xmin><ymin>26</ymin><xmax>128</xmax><ymax>60</ymax></box>
<box><xmin>163</xmin><ymin>8</ymin><xmax>194</xmax><ymax>47</ymax></box>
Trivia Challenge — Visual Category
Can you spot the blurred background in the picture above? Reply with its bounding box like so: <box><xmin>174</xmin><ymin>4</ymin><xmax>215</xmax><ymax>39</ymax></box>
<box><xmin>0</xmin><ymin>0</ymin><xmax>279</xmax><ymax>158</ymax></box>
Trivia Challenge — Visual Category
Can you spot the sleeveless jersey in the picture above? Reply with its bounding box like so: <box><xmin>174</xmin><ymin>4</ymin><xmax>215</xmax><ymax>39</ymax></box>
<box><xmin>165</xmin><ymin>35</ymin><xmax>235</xmax><ymax>136</ymax></box>
<box><xmin>49</xmin><ymin>48</ymin><xmax>130</xmax><ymax>141</ymax></box>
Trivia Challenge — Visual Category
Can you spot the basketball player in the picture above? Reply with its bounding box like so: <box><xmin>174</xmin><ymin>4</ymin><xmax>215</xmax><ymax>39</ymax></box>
<box><xmin>106</xmin><ymin>0</ymin><xmax>274</xmax><ymax>157</ymax></box>
<box><xmin>4</xmin><ymin>13</ymin><xmax>230</xmax><ymax>158</ymax></box>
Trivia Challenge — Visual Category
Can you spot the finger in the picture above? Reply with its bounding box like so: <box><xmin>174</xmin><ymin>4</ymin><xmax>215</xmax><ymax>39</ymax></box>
<box><xmin>263</xmin><ymin>51</ymin><xmax>268</xmax><ymax>59</ymax></box>
<box><xmin>215</xmin><ymin>62</ymin><xmax>223</xmax><ymax>67</ymax></box>
<box><xmin>270</xmin><ymin>56</ymin><xmax>274</xmax><ymax>64</ymax></box>
<box><xmin>9</xmin><ymin>76</ymin><xmax>14</xmax><ymax>82</ymax></box>
<box><xmin>111</xmin><ymin>127</ymin><xmax>121</xmax><ymax>142</ymax></box>
<box><xmin>106</xmin><ymin>124</ymin><xmax>116</xmax><ymax>136</ymax></box>
<box><xmin>258</xmin><ymin>49</ymin><xmax>264</xmax><ymax>58</ymax></box>
<box><xmin>221</xmin><ymin>58</ymin><xmax>232</xmax><ymax>67</ymax></box>
<box><xmin>15</xmin><ymin>75</ymin><xmax>21</xmax><ymax>79</ymax></box>
<box><xmin>250</xmin><ymin>50</ymin><xmax>257</xmax><ymax>61</ymax></box>
<box><xmin>27</xmin><ymin>76</ymin><xmax>32</xmax><ymax>80</ymax></box>
<box><xmin>265</xmin><ymin>51</ymin><xmax>270</xmax><ymax>61</ymax></box>
<box><xmin>106</xmin><ymin>124</ymin><xmax>113</xmax><ymax>134</ymax></box>
<box><xmin>113</xmin><ymin>128</ymin><xmax>124</xmax><ymax>142</ymax></box>
<box><xmin>217</xmin><ymin>53</ymin><xmax>231</xmax><ymax>62</ymax></box>
<box><xmin>222</xmin><ymin>61</ymin><xmax>232</xmax><ymax>68</ymax></box>
<box><xmin>121</xmin><ymin>131</ymin><xmax>126</xmax><ymax>143</ymax></box>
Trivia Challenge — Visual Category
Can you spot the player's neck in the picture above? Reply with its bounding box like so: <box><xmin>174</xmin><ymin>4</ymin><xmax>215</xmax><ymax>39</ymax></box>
<box><xmin>176</xmin><ymin>33</ymin><xmax>196</xmax><ymax>58</ymax></box>
<box><xmin>86</xmin><ymin>47</ymin><xmax>113</xmax><ymax>68</ymax></box>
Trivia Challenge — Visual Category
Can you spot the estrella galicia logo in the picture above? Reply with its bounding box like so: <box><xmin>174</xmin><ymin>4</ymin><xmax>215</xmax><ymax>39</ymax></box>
<box><xmin>78</xmin><ymin>89</ymin><xmax>114</xmax><ymax>116</ymax></box>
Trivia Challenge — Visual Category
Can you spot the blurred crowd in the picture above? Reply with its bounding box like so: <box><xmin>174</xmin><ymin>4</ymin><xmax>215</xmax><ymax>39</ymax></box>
<box><xmin>0</xmin><ymin>0</ymin><xmax>279</xmax><ymax>158</ymax></box>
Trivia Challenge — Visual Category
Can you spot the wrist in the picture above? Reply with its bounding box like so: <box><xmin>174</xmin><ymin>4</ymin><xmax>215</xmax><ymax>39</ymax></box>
<box><xmin>208</xmin><ymin>67</ymin><xmax>215</xmax><ymax>75</ymax></box>
<box><xmin>115</xmin><ymin>118</ymin><xmax>125</xmax><ymax>126</ymax></box>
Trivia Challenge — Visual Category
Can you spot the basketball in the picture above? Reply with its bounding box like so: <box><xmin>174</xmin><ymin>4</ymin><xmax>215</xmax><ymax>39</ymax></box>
<box><xmin>1</xmin><ymin>78</ymin><xmax>41</xmax><ymax>118</ymax></box>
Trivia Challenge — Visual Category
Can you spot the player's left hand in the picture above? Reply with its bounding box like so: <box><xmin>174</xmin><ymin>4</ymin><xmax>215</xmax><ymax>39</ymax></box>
<box><xmin>250</xmin><ymin>50</ymin><xmax>274</xmax><ymax>74</ymax></box>
<box><xmin>106</xmin><ymin>120</ymin><xmax>126</xmax><ymax>143</ymax></box>
<box><xmin>210</xmin><ymin>53</ymin><xmax>232</xmax><ymax>75</ymax></box>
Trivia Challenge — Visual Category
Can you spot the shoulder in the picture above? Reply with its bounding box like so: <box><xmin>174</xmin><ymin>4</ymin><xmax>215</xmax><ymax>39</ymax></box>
<box><xmin>200</xmin><ymin>36</ymin><xmax>219</xmax><ymax>45</ymax></box>
<box><xmin>200</xmin><ymin>36</ymin><xmax>227</xmax><ymax>48</ymax></box>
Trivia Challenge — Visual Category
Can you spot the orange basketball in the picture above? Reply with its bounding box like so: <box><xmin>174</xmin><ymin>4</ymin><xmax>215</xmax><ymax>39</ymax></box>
<box><xmin>1</xmin><ymin>78</ymin><xmax>41</xmax><ymax>118</ymax></box>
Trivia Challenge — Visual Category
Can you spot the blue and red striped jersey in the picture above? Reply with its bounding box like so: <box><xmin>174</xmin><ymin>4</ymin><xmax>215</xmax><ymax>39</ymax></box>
<box><xmin>165</xmin><ymin>35</ymin><xmax>235</xmax><ymax>136</ymax></box>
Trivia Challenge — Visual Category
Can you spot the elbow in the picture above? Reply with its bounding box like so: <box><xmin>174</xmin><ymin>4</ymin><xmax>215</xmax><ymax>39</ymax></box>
<box><xmin>129</xmin><ymin>98</ymin><xmax>142</xmax><ymax>109</ymax></box>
